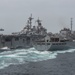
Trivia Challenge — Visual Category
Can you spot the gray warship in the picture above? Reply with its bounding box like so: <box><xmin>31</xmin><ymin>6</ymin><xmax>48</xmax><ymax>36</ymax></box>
<box><xmin>0</xmin><ymin>14</ymin><xmax>47</xmax><ymax>50</ymax></box>
<box><xmin>33</xmin><ymin>18</ymin><xmax>75</xmax><ymax>51</ymax></box>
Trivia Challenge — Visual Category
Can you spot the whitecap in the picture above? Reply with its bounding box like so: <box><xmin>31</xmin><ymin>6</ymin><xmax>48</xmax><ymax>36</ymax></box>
<box><xmin>0</xmin><ymin>48</ymin><xmax>75</xmax><ymax>69</ymax></box>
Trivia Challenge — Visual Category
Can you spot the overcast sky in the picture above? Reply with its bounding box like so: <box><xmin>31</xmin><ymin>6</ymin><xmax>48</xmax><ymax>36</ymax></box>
<box><xmin>0</xmin><ymin>0</ymin><xmax>75</xmax><ymax>34</ymax></box>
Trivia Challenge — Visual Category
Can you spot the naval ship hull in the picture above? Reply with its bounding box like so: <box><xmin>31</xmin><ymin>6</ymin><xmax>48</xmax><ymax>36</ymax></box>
<box><xmin>0</xmin><ymin>34</ymin><xmax>45</xmax><ymax>50</ymax></box>
<box><xmin>33</xmin><ymin>41</ymin><xmax>75</xmax><ymax>51</ymax></box>
<box><xmin>0</xmin><ymin>35</ymin><xmax>33</xmax><ymax>50</ymax></box>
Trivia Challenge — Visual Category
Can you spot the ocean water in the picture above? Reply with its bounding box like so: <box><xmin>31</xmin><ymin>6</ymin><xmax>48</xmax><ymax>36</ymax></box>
<box><xmin>0</xmin><ymin>48</ymin><xmax>75</xmax><ymax>69</ymax></box>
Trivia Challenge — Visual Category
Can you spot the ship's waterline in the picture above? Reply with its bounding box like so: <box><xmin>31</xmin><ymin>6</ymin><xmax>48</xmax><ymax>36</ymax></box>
<box><xmin>0</xmin><ymin>48</ymin><xmax>75</xmax><ymax>69</ymax></box>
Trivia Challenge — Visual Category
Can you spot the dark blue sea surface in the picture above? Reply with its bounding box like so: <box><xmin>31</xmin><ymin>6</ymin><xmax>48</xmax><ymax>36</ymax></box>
<box><xmin>0</xmin><ymin>48</ymin><xmax>75</xmax><ymax>75</ymax></box>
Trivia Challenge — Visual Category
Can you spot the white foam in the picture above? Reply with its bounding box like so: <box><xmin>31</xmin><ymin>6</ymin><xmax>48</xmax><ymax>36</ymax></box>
<box><xmin>0</xmin><ymin>48</ymin><xmax>75</xmax><ymax>69</ymax></box>
<box><xmin>0</xmin><ymin>46</ymin><xmax>10</xmax><ymax>50</ymax></box>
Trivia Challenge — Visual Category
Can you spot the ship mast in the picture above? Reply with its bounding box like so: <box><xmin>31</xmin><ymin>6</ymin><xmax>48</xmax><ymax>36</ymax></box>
<box><xmin>71</xmin><ymin>18</ymin><xmax>73</xmax><ymax>33</ymax></box>
<box><xmin>28</xmin><ymin>14</ymin><xmax>34</xmax><ymax>28</ymax></box>
<box><xmin>36</xmin><ymin>17</ymin><xmax>42</xmax><ymax>26</ymax></box>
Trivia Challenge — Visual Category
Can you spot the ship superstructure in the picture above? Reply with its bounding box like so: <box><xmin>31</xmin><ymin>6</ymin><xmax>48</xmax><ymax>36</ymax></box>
<box><xmin>19</xmin><ymin>16</ymin><xmax>47</xmax><ymax>36</ymax></box>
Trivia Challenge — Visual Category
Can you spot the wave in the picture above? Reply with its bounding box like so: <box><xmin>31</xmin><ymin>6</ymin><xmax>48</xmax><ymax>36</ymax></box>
<box><xmin>0</xmin><ymin>48</ymin><xmax>75</xmax><ymax>69</ymax></box>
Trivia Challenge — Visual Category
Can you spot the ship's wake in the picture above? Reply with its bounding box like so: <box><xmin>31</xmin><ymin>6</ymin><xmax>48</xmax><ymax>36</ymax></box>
<box><xmin>0</xmin><ymin>48</ymin><xmax>75</xmax><ymax>69</ymax></box>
